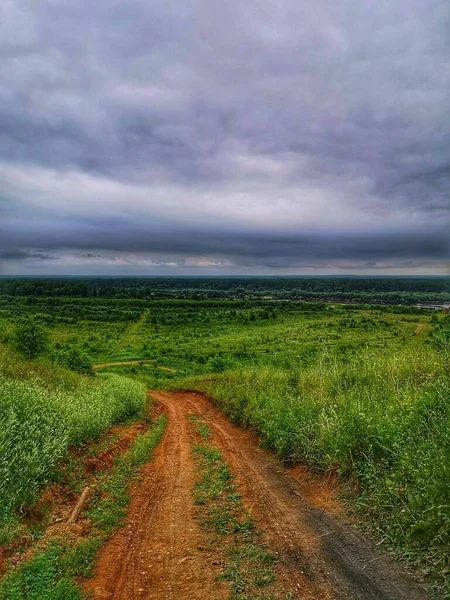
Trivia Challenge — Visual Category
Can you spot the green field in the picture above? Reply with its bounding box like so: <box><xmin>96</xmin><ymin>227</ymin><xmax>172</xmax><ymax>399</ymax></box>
<box><xmin>0</xmin><ymin>295</ymin><xmax>441</xmax><ymax>379</ymax></box>
<box><xmin>0</xmin><ymin>281</ymin><xmax>449</xmax><ymax>594</ymax></box>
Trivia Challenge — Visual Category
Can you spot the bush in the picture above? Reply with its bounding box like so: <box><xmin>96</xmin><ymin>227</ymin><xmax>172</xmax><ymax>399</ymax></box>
<box><xmin>11</xmin><ymin>317</ymin><xmax>49</xmax><ymax>359</ymax></box>
<box><xmin>54</xmin><ymin>346</ymin><xmax>92</xmax><ymax>375</ymax></box>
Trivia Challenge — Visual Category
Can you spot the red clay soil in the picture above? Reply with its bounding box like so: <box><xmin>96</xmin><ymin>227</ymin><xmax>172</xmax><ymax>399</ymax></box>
<box><xmin>84</xmin><ymin>391</ymin><xmax>432</xmax><ymax>600</ymax></box>
<box><xmin>85</xmin><ymin>421</ymin><xmax>147</xmax><ymax>473</ymax></box>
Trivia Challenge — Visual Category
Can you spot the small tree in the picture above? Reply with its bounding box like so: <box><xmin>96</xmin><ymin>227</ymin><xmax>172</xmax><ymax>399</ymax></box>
<box><xmin>12</xmin><ymin>317</ymin><xmax>49</xmax><ymax>359</ymax></box>
<box><xmin>57</xmin><ymin>346</ymin><xmax>92</xmax><ymax>374</ymax></box>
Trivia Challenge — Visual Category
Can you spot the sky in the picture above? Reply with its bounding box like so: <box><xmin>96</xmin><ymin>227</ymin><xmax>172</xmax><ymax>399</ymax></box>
<box><xmin>1</xmin><ymin>0</ymin><xmax>449</xmax><ymax>276</ymax></box>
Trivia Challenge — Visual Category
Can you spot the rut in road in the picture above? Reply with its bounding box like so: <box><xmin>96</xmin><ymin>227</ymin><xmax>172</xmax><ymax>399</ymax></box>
<box><xmin>84</xmin><ymin>391</ymin><xmax>431</xmax><ymax>600</ymax></box>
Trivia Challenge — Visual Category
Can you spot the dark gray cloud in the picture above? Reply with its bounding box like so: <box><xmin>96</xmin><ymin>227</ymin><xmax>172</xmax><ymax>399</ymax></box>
<box><xmin>0</xmin><ymin>248</ymin><xmax>56</xmax><ymax>261</ymax></box>
<box><xmin>1</xmin><ymin>215</ymin><xmax>448</xmax><ymax>268</ymax></box>
<box><xmin>0</xmin><ymin>249</ymin><xmax>30</xmax><ymax>261</ymax></box>
<box><xmin>28</xmin><ymin>252</ymin><xmax>56</xmax><ymax>260</ymax></box>
<box><xmin>0</xmin><ymin>0</ymin><xmax>449</xmax><ymax>274</ymax></box>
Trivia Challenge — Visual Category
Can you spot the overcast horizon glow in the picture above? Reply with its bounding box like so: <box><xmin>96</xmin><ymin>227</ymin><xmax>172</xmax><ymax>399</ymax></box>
<box><xmin>1</xmin><ymin>0</ymin><xmax>449</xmax><ymax>276</ymax></box>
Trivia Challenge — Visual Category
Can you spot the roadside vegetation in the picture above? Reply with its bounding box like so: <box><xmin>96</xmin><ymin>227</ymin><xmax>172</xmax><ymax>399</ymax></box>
<box><xmin>87</xmin><ymin>413</ymin><xmax>167</xmax><ymax>534</ymax></box>
<box><xmin>0</xmin><ymin>414</ymin><xmax>167</xmax><ymax>600</ymax></box>
<box><xmin>0</xmin><ymin>345</ymin><xmax>147</xmax><ymax>544</ymax></box>
<box><xmin>188</xmin><ymin>347</ymin><xmax>449</xmax><ymax>587</ymax></box>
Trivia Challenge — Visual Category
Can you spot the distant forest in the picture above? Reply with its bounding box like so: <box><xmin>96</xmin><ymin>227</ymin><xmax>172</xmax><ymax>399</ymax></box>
<box><xmin>0</xmin><ymin>277</ymin><xmax>449</xmax><ymax>305</ymax></box>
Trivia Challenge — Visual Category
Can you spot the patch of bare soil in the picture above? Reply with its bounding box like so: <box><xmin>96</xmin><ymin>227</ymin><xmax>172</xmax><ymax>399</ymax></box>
<box><xmin>85</xmin><ymin>422</ymin><xmax>147</xmax><ymax>473</ymax></box>
<box><xmin>84</xmin><ymin>391</ymin><xmax>431</xmax><ymax>600</ymax></box>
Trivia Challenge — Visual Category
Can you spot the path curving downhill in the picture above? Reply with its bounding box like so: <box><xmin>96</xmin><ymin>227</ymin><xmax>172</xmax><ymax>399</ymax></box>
<box><xmin>84</xmin><ymin>391</ymin><xmax>431</xmax><ymax>600</ymax></box>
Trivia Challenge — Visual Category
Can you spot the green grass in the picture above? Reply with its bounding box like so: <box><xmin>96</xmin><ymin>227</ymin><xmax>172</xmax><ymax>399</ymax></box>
<box><xmin>0</xmin><ymin>298</ymin><xmax>439</xmax><ymax>381</ymax></box>
<box><xmin>88</xmin><ymin>414</ymin><xmax>167</xmax><ymax>533</ymax></box>
<box><xmin>220</xmin><ymin>544</ymin><xmax>277</xmax><ymax>597</ymax></box>
<box><xmin>0</xmin><ymin>541</ymin><xmax>83</xmax><ymax>600</ymax></box>
<box><xmin>187</xmin><ymin>415</ymin><xmax>211</xmax><ymax>440</ymax></box>
<box><xmin>0</xmin><ymin>294</ymin><xmax>447</xmax><ymax>593</ymax></box>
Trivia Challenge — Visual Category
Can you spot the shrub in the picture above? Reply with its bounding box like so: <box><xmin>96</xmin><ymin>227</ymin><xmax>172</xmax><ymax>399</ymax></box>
<box><xmin>54</xmin><ymin>346</ymin><xmax>92</xmax><ymax>374</ymax></box>
<box><xmin>11</xmin><ymin>317</ymin><xmax>49</xmax><ymax>359</ymax></box>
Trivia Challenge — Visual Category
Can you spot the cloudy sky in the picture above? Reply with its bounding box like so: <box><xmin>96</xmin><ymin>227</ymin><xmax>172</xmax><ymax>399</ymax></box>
<box><xmin>1</xmin><ymin>0</ymin><xmax>449</xmax><ymax>275</ymax></box>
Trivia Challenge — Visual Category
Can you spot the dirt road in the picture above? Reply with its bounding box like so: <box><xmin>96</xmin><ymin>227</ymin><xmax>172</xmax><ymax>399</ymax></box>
<box><xmin>85</xmin><ymin>391</ymin><xmax>430</xmax><ymax>600</ymax></box>
<box><xmin>92</xmin><ymin>360</ymin><xmax>176</xmax><ymax>373</ymax></box>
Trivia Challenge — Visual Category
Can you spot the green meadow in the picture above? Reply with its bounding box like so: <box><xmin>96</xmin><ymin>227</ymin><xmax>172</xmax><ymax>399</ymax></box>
<box><xmin>0</xmin><ymin>283</ymin><xmax>449</xmax><ymax>592</ymax></box>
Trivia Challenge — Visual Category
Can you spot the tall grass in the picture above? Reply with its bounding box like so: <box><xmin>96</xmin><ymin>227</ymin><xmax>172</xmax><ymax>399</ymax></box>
<box><xmin>187</xmin><ymin>346</ymin><xmax>449</xmax><ymax>588</ymax></box>
<box><xmin>0</xmin><ymin>347</ymin><xmax>147</xmax><ymax>530</ymax></box>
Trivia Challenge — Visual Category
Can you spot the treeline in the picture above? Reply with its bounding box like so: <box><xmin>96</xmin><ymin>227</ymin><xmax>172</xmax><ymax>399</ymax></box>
<box><xmin>0</xmin><ymin>277</ymin><xmax>449</xmax><ymax>305</ymax></box>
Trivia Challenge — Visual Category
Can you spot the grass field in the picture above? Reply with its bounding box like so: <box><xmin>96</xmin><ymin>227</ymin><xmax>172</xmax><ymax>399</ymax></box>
<box><xmin>0</xmin><ymin>296</ymin><xmax>438</xmax><ymax>377</ymax></box>
<box><xmin>0</xmin><ymin>291</ymin><xmax>448</xmax><ymax>593</ymax></box>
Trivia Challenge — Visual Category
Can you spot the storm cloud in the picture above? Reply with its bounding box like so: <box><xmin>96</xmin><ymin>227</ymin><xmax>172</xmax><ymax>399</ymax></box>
<box><xmin>1</xmin><ymin>0</ymin><xmax>449</xmax><ymax>274</ymax></box>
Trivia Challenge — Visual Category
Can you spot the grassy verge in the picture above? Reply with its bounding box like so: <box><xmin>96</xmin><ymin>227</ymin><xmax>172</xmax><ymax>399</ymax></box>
<box><xmin>181</xmin><ymin>346</ymin><xmax>450</xmax><ymax>595</ymax></box>
<box><xmin>188</xmin><ymin>416</ymin><xmax>284</xmax><ymax>600</ymax></box>
<box><xmin>0</xmin><ymin>414</ymin><xmax>167</xmax><ymax>600</ymax></box>
<box><xmin>0</xmin><ymin>346</ymin><xmax>148</xmax><ymax>541</ymax></box>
